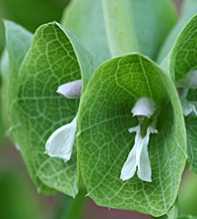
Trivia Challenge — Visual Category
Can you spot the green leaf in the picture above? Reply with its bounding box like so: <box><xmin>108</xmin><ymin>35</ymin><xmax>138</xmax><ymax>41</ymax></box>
<box><xmin>158</xmin><ymin>0</ymin><xmax>197</xmax><ymax>62</ymax></box>
<box><xmin>161</xmin><ymin>14</ymin><xmax>197</xmax><ymax>173</ymax></box>
<box><xmin>169</xmin><ymin>15</ymin><xmax>197</xmax><ymax>82</ymax></box>
<box><xmin>0</xmin><ymin>19</ymin><xmax>5</xmax><ymax>141</ymax></box>
<box><xmin>63</xmin><ymin>0</ymin><xmax>177</xmax><ymax>66</ymax></box>
<box><xmin>77</xmin><ymin>54</ymin><xmax>186</xmax><ymax>217</ymax></box>
<box><xmin>0</xmin><ymin>20</ymin><xmax>32</xmax><ymax>135</ymax></box>
<box><xmin>10</xmin><ymin>22</ymin><xmax>94</xmax><ymax>196</ymax></box>
<box><xmin>4</xmin><ymin>20</ymin><xmax>32</xmax><ymax>73</ymax></box>
<box><xmin>0</xmin><ymin>83</ymin><xmax>4</xmax><ymax>141</ymax></box>
<box><xmin>0</xmin><ymin>19</ymin><xmax>5</xmax><ymax>57</ymax></box>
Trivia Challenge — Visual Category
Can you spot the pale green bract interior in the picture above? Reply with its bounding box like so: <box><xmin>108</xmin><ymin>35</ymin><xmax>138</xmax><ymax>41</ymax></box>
<box><xmin>77</xmin><ymin>54</ymin><xmax>186</xmax><ymax>217</ymax></box>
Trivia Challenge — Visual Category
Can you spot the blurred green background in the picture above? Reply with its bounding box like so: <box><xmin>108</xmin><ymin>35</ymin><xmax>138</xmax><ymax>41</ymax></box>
<box><xmin>1</xmin><ymin>0</ymin><xmax>197</xmax><ymax>219</ymax></box>
<box><xmin>0</xmin><ymin>0</ymin><xmax>70</xmax><ymax>31</ymax></box>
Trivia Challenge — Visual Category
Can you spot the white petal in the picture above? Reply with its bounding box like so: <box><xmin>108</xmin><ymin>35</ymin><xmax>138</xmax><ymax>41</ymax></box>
<box><xmin>120</xmin><ymin>126</ymin><xmax>140</xmax><ymax>181</ymax></box>
<box><xmin>121</xmin><ymin>125</ymin><xmax>157</xmax><ymax>182</ymax></box>
<box><xmin>131</xmin><ymin>97</ymin><xmax>156</xmax><ymax>118</ymax></box>
<box><xmin>120</xmin><ymin>145</ymin><xmax>138</xmax><ymax>181</ymax></box>
<box><xmin>137</xmin><ymin>127</ymin><xmax>157</xmax><ymax>182</ymax></box>
<box><xmin>137</xmin><ymin>143</ymin><xmax>152</xmax><ymax>182</ymax></box>
<box><xmin>45</xmin><ymin>117</ymin><xmax>77</xmax><ymax>162</ymax></box>
<box><xmin>57</xmin><ymin>80</ymin><xmax>82</xmax><ymax>99</ymax></box>
<box><xmin>15</xmin><ymin>144</ymin><xmax>20</xmax><ymax>151</ymax></box>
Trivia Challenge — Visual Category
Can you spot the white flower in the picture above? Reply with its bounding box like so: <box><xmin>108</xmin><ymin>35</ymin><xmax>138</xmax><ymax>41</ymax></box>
<box><xmin>120</xmin><ymin>97</ymin><xmax>157</xmax><ymax>182</ymax></box>
<box><xmin>178</xmin><ymin>70</ymin><xmax>197</xmax><ymax>117</ymax></box>
<box><xmin>57</xmin><ymin>80</ymin><xmax>82</xmax><ymax>99</ymax></box>
<box><xmin>131</xmin><ymin>97</ymin><xmax>156</xmax><ymax>118</ymax></box>
<box><xmin>45</xmin><ymin>80</ymin><xmax>81</xmax><ymax>161</ymax></box>
<box><xmin>181</xmin><ymin>96</ymin><xmax>197</xmax><ymax>116</ymax></box>
<box><xmin>120</xmin><ymin>125</ymin><xmax>157</xmax><ymax>182</ymax></box>
<box><xmin>45</xmin><ymin>116</ymin><xmax>77</xmax><ymax>162</ymax></box>
<box><xmin>177</xmin><ymin>70</ymin><xmax>197</xmax><ymax>89</ymax></box>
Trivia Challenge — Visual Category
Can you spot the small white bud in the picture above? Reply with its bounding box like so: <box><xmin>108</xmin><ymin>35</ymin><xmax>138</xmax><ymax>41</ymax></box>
<box><xmin>57</xmin><ymin>80</ymin><xmax>82</xmax><ymax>99</ymax></box>
<box><xmin>131</xmin><ymin>97</ymin><xmax>156</xmax><ymax>118</ymax></box>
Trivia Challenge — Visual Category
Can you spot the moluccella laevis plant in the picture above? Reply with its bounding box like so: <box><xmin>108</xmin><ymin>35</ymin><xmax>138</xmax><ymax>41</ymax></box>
<box><xmin>1</xmin><ymin>0</ymin><xmax>197</xmax><ymax>218</ymax></box>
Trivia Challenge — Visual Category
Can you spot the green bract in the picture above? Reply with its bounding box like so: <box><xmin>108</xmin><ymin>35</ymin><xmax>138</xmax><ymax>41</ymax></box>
<box><xmin>8</xmin><ymin>22</ymin><xmax>94</xmax><ymax>196</ymax></box>
<box><xmin>63</xmin><ymin>0</ymin><xmax>177</xmax><ymax>66</ymax></box>
<box><xmin>158</xmin><ymin>0</ymin><xmax>197</xmax><ymax>62</ymax></box>
<box><xmin>162</xmin><ymin>14</ymin><xmax>197</xmax><ymax>173</ymax></box>
<box><xmin>77</xmin><ymin>54</ymin><xmax>186</xmax><ymax>216</ymax></box>
<box><xmin>0</xmin><ymin>19</ymin><xmax>5</xmax><ymax>140</ymax></box>
<box><xmin>0</xmin><ymin>21</ymin><xmax>32</xmax><ymax>140</ymax></box>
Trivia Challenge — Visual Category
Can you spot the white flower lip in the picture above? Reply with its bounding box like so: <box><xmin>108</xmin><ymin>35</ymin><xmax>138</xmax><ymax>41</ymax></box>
<box><xmin>131</xmin><ymin>97</ymin><xmax>156</xmax><ymax>118</ymax></box>
<box><xmin>57</xmin><ymin>80</ymin><xmax>82</xmax><ymax>99</ymax></box>
<box><xmin>120</xmin><ymin>125</ymin><xmax>157</xmax><ymax>182</ymax></box>
<box><xmin>45</xmin><ymin>117</ymin><xmax>77</xmax><ymax>162</ymax></box>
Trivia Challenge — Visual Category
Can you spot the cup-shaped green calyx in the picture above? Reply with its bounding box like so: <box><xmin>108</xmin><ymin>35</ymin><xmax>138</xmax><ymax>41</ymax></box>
<box><xmin>9</xmin><ymin>22</ymin><xmax>94</xmax><ymax>196</ymax></box>
<box><xmin>77</xmin><ymin>54</ymin><xmax>186</xmax><ymax>217</ymax></box>
<box><xmin>166</xmin><ymin>15</ymin><xmax>197</xmax><ymax>173</ymax></box>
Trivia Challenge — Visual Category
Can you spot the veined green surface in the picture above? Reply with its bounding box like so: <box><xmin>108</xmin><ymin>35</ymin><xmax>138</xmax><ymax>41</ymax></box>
<box><xmin>77</xmin><ymin>54</ymin><xmax>186</xmax><ymax>216</ymax></box>
<box><xmin>162</xmin><ymin>14</ymin><xmax>197</xmax><ymax>174</ymax></box>
<box><xmin>8</xmin><ymin>22</ymin><xmax>94</xmax><ymax>196</ymax></box>
<box><xmin>158</xmin><ymin>0</ymin><xmax>197</xmax><ymax>62</ymax></box>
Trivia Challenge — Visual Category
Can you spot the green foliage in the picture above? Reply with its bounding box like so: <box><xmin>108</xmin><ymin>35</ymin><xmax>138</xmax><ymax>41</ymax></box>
<box><xmin>158</xmin><ymin>0</ymin><xmax>197</xmax><ymax>62</ymax></box>
<box><xmin>0</xmin><ymin>19</ymin><xmax>5</xmax><ymax>140</ymax></box>
<box><xmin>77</xmin><ymin>54</ymin><xmax>186</xmax><ymax>217</ymax></box>
<box><xmin>0</xmin><ymin>170</ymin><xmax>42</xmax><ymax>219</ymax></box>
<box><xmin>160</xmin><ymin>14</ymin><xmax>197</xmax><ymax>174</ymax></box>
<box><xmin>8</xmin><ymin>22</ymin><xmax>93</xmax><ymax>196</ymax></box>
<box><xmin>2</xmin><ymin>0</ymin><xmax>197</xmax><ymax>218</ymax></box>
<box><xmin>0</xmin><ymin>0</ymin><xmax>70</xmax><ymax>31</ymax></box>
<box><xmin>63</xmin><ymin>0</ymin><xmax>177</xmax><ymax>66</ymax></box>
<box><xmin>169</xmin><ymin>15</ymin><xmax>197</xmax><ymax>81</ymax></box>
<box><xmin>0</xmin><ymin>19</ymin><xmax>5</xmax><ymax>56</ymax></box>
<box><xmin>0</xmin><ymin>21</ymin><xmax>32</xmax><ymax>139</ymax></box>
